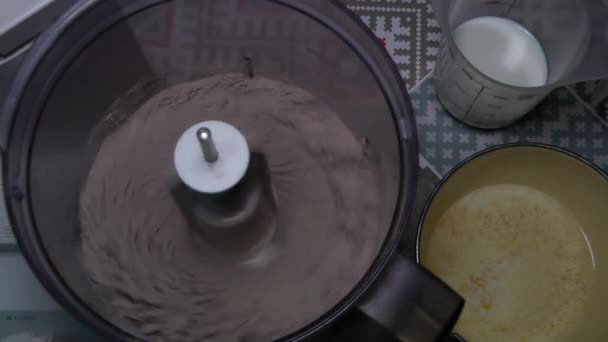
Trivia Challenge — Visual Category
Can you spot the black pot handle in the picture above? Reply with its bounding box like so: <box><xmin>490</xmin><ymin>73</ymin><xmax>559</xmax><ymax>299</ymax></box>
<box><xmin>356</xmin><ymin>253</ymin><xmax>464</xmax><ymax>341</ymax></box>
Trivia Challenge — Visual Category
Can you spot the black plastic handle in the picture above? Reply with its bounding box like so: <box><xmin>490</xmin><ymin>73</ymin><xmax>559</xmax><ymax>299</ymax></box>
<box><xmin>356</xmin><ymin>253</ymin><xmax>464</xmax><ymax>341</ymax></box>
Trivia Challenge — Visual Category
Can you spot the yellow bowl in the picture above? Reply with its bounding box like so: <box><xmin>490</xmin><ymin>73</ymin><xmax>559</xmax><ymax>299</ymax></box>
<box><xmin>418</xmin><ymin>144</ymin><xmax>608</xmax><ymax>341</ymax></box>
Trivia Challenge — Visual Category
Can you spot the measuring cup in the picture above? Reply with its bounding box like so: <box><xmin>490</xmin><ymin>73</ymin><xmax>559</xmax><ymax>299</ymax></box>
<box><xmin>432</xmin><ymin>0</ymin><xmax>608</xmax><ymax>129</ymax></box>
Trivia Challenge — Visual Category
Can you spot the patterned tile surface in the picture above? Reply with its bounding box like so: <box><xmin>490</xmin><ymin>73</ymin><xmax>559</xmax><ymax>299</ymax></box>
<box><xmin>411</xmin><ymin>75</ymin><xmax>608</xmax><ymax>175</ymax></box>
<box><xmin>344</xmin><ymin>0</ymin><xmax>440</xmax><ymax>89</ymax></box>
<box><xmin>570</xmin><ymin>81</ymin><xmax>608</xmax><ymax>126</ymax></box>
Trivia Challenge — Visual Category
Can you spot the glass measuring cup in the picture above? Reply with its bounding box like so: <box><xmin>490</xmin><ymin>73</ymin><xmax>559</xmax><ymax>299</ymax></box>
<box><xmin>432</xmin><ymin>0</ymin><xmax>608</xmax><ymax>129</ymax></box>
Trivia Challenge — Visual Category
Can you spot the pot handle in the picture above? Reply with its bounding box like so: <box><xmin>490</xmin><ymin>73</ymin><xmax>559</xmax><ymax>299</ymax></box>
<box><xmin>356</xmin><ymin>253</ymin><xmax>464</xmax><ymax>341</ymax></box>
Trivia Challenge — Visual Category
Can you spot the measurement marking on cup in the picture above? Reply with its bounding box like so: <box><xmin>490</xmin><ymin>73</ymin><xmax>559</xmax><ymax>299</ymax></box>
<box><xmin>483</xmin><ymin>0</ymin><xmax>514</xmax><ymax>6</ymax></box>
<box><xmin>458</xmin><ymin>68</ymin><xmax>484</xmax><ymax>91</ymax></box>
<box><xmin>519</xmin><ymin>94</ymin><xmax>537</xmax><ymax>100</ymax></box>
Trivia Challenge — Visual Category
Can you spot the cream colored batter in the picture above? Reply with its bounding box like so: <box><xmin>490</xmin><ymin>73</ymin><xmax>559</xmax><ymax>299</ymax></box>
<box><xmin>423</xmin><ymin>184</ymin><xmax>594</xmax><ymax>341</ymax></box>
<box><xmin>79</xmin><ymin>74</ymin><xmax>383</xmax><ymax>341</ymax></box>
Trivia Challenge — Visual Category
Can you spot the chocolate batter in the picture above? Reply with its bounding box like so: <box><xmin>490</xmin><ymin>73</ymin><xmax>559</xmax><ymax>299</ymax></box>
<box><xmin>80</xmin><ymin>74</ymin><xmax>383</xmax><ymax>341</ymax></box>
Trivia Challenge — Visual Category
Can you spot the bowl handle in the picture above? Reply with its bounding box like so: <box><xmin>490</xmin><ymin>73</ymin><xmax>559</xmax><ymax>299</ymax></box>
<box><xmin>356</xmin><ymin>253</ymin><xmax>464</xmax><ymax>341</ymax></box>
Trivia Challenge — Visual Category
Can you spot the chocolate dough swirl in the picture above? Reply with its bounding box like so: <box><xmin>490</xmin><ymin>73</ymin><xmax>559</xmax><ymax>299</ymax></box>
<box><xmin>80</xmin><ymin>74</ymin><xmax>384</xmax><ymax>341</ymax></box>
